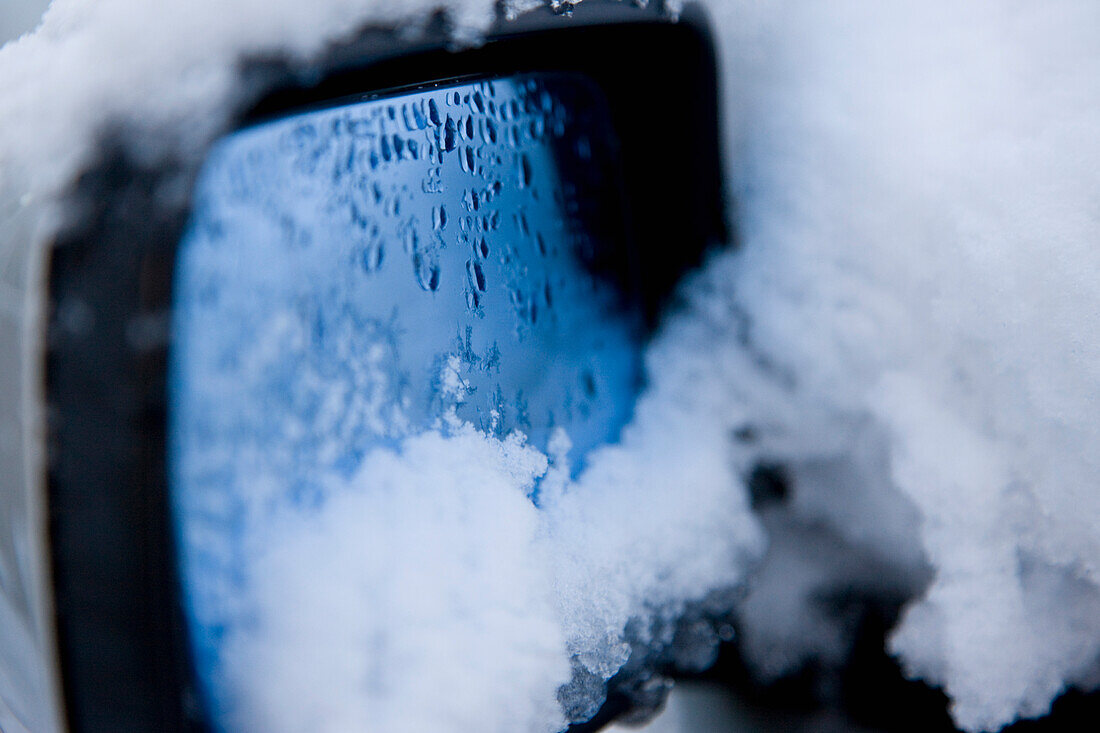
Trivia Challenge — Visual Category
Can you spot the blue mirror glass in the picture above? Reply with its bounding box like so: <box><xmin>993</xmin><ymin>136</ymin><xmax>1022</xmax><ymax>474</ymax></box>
<box><xmin>169</xmin><ymin>73</ymin><xmax>642</xmax><ymax>722</ymax></box>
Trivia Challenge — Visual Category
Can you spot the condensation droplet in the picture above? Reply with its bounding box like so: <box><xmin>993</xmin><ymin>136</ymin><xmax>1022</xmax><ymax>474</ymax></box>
<box><xmin>413</xmin><ymin>252</ymin><xmax>440</xmax><ymax>292</ymax></box>
<box><xmin>432</xmin><ymin>205</ymin><xmax>448</xmax><ymax>231</ymax></box>
<box><xmin>483</xmin><ymin>120</ymin><xmax>498</xmax><ymax>144</ymax></box>
<box><xmin>466</xmin><ymin>259</ymin><xmax>487</xmax><ymax>292</ymax></box>
<box><xmin>517</xmin><ymin>154</ymin><xmax>532</xmax><ymax>188</ymax></box>
<box><xmin>464</xmin><ymin>189</ymin><xmax>480</xmax><ymax>212</ymax></box>
<box><xmin>360</xmin><ymin>241</ymin><xmax>384</xmax><ymax>272</ymax></box>
<box><xmin>402</xmin><ymin>103</ymin><xmax>427</xmax><ymax>130</ymax></box>
<box><xmin>443</xmin><ymin>118</ymin><xmax>457</xmax><ymax>152</ymax></box>
<box><xmin>404</xmin><ymin>227</ymin><xmax>419</xmax><ymax>254</ymax></box>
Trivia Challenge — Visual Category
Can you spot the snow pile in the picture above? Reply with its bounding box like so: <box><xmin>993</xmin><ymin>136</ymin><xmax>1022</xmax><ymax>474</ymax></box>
<box><xmin>216</xmin><ymin>427</ymin><xmax>572</xmax><ymax>733</ymax></box>
<box><xmin>706</xmin><ymin>0</ymin><xmax>1100</xmax><ymax>729</ymax></box>
<box><xmin>208</xmin><ymin>360</ymin><xmax>763</xmax><ymax>732</ymax></box>
<box><xmin>2</xmin><ymin>1</ymin><xmax>1099</xmax><ymax>732</ymax></box>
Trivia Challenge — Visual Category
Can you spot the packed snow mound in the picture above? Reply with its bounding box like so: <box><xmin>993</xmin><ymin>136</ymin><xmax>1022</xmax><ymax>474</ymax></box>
<box><xmin>2</xmin><ymin>1</ymin><xmax>1099</xmax><ymax>732</ymax></box>
<box><xmin>216</xmin><ymin>427</ymin><xmax>572</xmax><ymax>733</ymax></box>
<box><xmin>708</xmin><ymin>0</ymin><xmax>1100</xmax><ymax>729</ymax></box>
<box><xmin>207</xmin><ymin>369</ymin><xmax>764</xmax><ymax>732</ymax></box>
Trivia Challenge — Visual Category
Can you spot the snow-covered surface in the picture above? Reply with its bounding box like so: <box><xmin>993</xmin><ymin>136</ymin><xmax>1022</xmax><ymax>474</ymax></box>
<box><xmin>1</xmin><ymin>1</ymin><xmax>1098</xmax><ymax>732</ymax></box>
<box><xmin>710</xmin><ymin>1</ymin><xmax>1100</xmax><ymax>729</ymax></box>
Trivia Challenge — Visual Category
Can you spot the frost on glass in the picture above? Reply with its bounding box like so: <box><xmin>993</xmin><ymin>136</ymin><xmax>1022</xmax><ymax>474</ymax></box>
<box><xmin>170</xmin><ymin>74</ymin><xmax>641</xmax><ymax>727</ymax></box>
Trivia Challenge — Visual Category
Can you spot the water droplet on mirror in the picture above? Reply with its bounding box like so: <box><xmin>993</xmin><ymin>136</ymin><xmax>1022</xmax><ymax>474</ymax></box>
<box><xmin>464</xmin><ymin>189</ymin><xmax>480</xmax><ymax>212</ymax></box>
<box><xmin>432</xmin><ymin>205</ymin><xmax>448</xmax><ymax>231</ymax></box>
<box><xmin>483</xmin><ymin>120</ymin><xmax>498</xmax><ymax>144</ymax></box>
<box><xmin>466</xmin><ymin>259</ymin><xmax>487</xmax><ymax>292</ymax></box>
<box><xmin>403</xmin><ymin>227</ymin><xmax>419</xmax><ymax>254</ymax></box>
<box><xmin>360</xmin><ymin>241</ymin><xmax>384</xmax><ymax>272</ymax></box>
<box><xmin>443</xmin><ymin>118</ymin><xmax>456</xmax><ymax>152</ymax></box>
<box><xmin>517</xmin><ymin>154</ymin><xmax>532</xmax><ymax>188</ymax></box>
<box><xmin>413</xmin><ymin>252</ymin><xmax>440</xmax><ymax>292</ymax></box>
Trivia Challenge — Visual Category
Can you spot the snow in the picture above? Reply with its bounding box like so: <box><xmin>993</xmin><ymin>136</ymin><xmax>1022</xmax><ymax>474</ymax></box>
<box><xmin>1</xmin><ymin>1</ymin><xmax>1099</xmax><ymax>732</ymax></box>
<box><xmin>217</xmin><ymin>427</ymin><xmax>570</xmax><ymax>733</ymax></box>
<box><xmin>706</xmin><ymin>1</ymin><xmax>1100</xmax><ymax>728</ymax></box>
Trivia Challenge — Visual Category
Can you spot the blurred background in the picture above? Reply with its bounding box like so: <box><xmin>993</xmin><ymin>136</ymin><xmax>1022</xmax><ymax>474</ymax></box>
<box><xmin>0</xmin><ymin>0</ymin><xmax>47</xmax><ymax>43</ymax></box>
